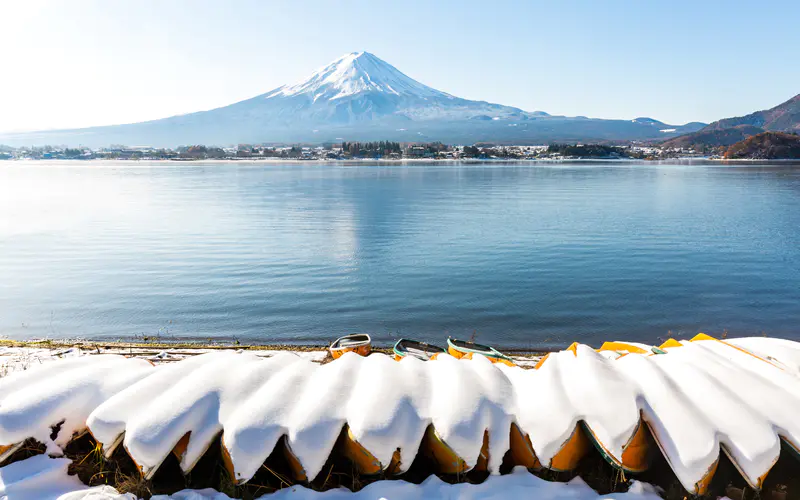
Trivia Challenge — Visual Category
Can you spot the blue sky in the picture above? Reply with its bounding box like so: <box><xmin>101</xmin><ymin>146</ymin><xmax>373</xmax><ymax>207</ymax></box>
<box><xmin>1</xmin><ymin>0</ymin><xmax>797</xmax><ymax>132</ymax></box>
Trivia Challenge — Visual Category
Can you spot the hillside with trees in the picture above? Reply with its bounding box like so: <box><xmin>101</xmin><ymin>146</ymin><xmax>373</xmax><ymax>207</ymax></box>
<box><xmin>661</xmin><ymin>125</ymin><xmax>764</xmax><ymax>152</ymax></box>
<box><xmin>724</xmin><ymin>132</ymin><xmax>800</xmax><ymax>159</ymax></box>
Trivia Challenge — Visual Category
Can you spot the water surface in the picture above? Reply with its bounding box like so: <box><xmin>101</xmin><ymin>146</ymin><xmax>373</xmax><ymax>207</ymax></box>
<box><xmin>1</xmin><ymin>161</ymin><xmax>799</xmax><ymax>348</ymax></box>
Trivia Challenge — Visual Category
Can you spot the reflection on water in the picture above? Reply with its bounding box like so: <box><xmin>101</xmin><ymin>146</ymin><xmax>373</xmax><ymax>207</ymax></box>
<box><xmin>1</xmin><ymin>161</ymin><xmax>799</xmax><ymax>348</ymax></box>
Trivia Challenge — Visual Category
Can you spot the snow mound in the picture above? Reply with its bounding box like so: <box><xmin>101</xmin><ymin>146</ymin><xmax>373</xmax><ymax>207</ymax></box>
<box><xmin>155</xmin><ymin>468</ymin><xmax>663</xmax><ymax>500</ymax></box>
<box><xmin>0</xmin><ymin>455</ymin><xmax>133</xmax><ymax>499</ymax></box>
<box><xmin>0</xmin><ymin>355</ymin><xmax>153</xmax><ymax>458</ymax></box>
<box><xmin>0</xmin><ymin>455</ymin><xmax>663</xmax><ymax>500</ymax></box>
<box><xmin>0</xmin><ymin>346</ymin><xmax>84</xmax><ymax>375</ymax></box>
<box><xmin>263</xmin><ymin>469</ymin><xmax>663</xmax><ymax>500</ymax></box>
<box><xmin>152</xmin><ymin>489</ymin><xmax>234</xmax><ymax>500</ymax></box>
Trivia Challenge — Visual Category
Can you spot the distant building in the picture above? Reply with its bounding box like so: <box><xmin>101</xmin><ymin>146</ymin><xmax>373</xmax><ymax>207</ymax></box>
<box><xmin>405</xmin><ymin>146</ymin><xmax>427</xmax><ymax>158</ymax></box>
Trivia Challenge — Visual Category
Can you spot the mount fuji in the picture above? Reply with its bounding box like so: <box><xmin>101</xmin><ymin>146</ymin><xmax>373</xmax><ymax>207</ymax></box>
<box><xmin>0</xmin><ymin>52</ymin><xmax>704</xmax><ymax>147</ymax></box>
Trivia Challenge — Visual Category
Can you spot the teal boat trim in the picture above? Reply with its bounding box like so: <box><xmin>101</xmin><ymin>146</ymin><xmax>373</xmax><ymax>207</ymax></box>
<box><xmin>447</xmin><ymin>337</ymin><xmax>512</xmax><ymax>361</ymax></box>
<box><xmin>392</xmin><ymin>339</ymin><xmax>405</xmax><ymax>359</ymax></box>
<box><xmin>394</xmin><ymin>338</ymin><xmax>446</xmax><ymax>360</ymax></box>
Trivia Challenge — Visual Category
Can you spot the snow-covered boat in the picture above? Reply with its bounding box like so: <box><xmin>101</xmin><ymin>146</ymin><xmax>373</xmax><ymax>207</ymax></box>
<box><xmin>535</xmin><ymin>342</ymin><xmax>653</xmax><ymax>475</ymax></box>
<box><xmin>329</xmin><ymin>333</ymin><xmax>371</xmax><ymax>359</ymax></box>
<box><xmin>392</xmin><ymin>339</ymin><xmax>445</xmax><ymax>361</ymax></box>
<box><xmin>3</xmin><ymin>334</ymin><xmax>800</xmax><ymax>498</ymax></box>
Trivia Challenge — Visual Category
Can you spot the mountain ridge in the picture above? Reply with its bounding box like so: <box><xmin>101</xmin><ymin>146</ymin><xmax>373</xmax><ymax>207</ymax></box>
<box><xmin>704</xmin><ymin>94</ymin><xmax>800</xmax><ymax>132</ymax></box>
<box><xmin>662</xmin><ymin>94</ymin><xmax>800</xmax><ymax>150</ymax></box>
<box><xmin>0</xmin><ymin>51</ymin><xmax>705</xmax><ymax>147</ymax></box>
<box><xmin>661</xmin><ymin>125</ymin><xmax>765</xmax><ymax>150</ymax></box>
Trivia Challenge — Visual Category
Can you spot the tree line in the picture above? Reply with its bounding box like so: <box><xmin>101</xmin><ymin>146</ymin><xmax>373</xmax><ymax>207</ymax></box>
<box><xmin>341</xmin><ymin>141</ymin><xmax>402</xmax><ymax>156</ymax></box>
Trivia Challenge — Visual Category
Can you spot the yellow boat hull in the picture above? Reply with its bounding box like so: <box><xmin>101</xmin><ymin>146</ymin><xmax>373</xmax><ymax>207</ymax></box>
<box><xmin>508</xmin><ymin>423</ymin><xmax>541</xmax><ymax>469</ymax></box>
<box><xmin>421</xmin><ymin>425</ymin><xmax>468</xmax><ymax>474</ymax></box>
<box><xmin>460</xmin><ymin>351</ymin><xmax>515</xmax><ymax>366</ymax></box>
<box><xmin>420</xmin><ymin>426</ymin><xmax>490</xmax><ymax>475</ymax></box>
<box><xmin>221</xmin><ymin>435</ymin><xmax>308</xmax><ymax>484</ymax></box>
<box><xmin>331</xmin><ymin>344</ymin><xmax>370</xmax><ymax>359</ymax></box>
<box><xmin>340</xmin><ymin>427</ymin><xmax>400</xmax><ymax>476</ymax></box>
<box><xmin>582</xmin><ymin>417</ymin><xmax>652</xmax><ymax>474</ymax></box>
<box><xmin>548</xmin><ymin>425</ymin><xmax>590</xmax><ymax>471</ymax></box>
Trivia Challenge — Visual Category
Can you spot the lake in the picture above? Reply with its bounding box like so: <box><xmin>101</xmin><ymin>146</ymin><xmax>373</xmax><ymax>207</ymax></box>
<box><xmin>1</xmin><ymin>160</ymin><xmax>799</xmax><ymax>349</ymax></box>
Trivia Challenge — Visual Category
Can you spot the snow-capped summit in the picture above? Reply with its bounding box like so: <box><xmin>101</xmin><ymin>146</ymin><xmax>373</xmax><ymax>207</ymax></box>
<box><xmin>237</xmin><ymin>51</ymin><xmax>526</xmax><ymax>126</ymax></box>
<box><xmin>266</xmin><ymin>51</ymin><xmax>452</xmax><ymax>102</ymax></box>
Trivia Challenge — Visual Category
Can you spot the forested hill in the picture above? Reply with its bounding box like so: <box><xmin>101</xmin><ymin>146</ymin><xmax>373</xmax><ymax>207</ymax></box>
<box><xmin>724</xmin><ymin>132</ymin><xmax>800</xmax><ymax>159</ymax></box>
<box><xmin>661</xmin><ymin>125</ymin><xmax>764</xmax><ymax>151</ymax></box>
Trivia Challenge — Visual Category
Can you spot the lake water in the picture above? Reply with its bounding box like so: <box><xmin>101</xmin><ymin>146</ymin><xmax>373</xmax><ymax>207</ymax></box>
<box><xmin>1</xmin><ymin>161</ymin><xmax>799</xmax><ymax>349</ymax></box>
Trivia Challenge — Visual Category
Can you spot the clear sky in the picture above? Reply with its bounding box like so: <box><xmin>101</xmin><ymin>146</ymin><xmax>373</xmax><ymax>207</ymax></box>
<box><xmin>1</xmin><ymin>0</ymin><xmax>798</xmax><ymax>132</ymax></box>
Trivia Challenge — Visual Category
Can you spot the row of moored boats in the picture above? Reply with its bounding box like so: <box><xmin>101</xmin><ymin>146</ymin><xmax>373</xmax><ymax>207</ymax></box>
<box><xmin>329</xmin><ymin>334</ymin><xmax>515</xmax><ymax>365</ymax></box>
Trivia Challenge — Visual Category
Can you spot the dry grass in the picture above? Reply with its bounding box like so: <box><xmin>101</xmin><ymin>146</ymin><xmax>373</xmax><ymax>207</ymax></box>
<box><xmin>115</xmin><ymin>472</ymin><xmax>153</xmax><ymax>498</ymax></box>
<box><xmin>0</xmin><ymin>338</ymin><xmax>331</xmax><ymax>352</ymax></box>
<box><xmin>0</xmin><ymin>339</ymin><xmax>543</xmax><ymax>358</ymax></box>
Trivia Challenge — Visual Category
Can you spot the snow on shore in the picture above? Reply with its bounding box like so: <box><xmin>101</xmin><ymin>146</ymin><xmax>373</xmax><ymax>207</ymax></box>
<box><xmin>0</xmin><ymin>455</ymin><xmax>663</xmax><ymax>500</ymax></box>
<box><xmin>0</xmin><ymin>345</ymin><xmax>328</xmax><ymax>376</ymax></box>
<box><xmin>260</xmin><ymin>470</ymin><xmax>663</xmax><ymax>500</ymax></box>
<box><xmin>0</xmin><ymin>455</ymin><xmax>133</xmax><ymax>499</ymax></box>
<box><xmin>1</xmin><ymin>336</ymin><xmax>799</xmax><ymax>498</ymax></box>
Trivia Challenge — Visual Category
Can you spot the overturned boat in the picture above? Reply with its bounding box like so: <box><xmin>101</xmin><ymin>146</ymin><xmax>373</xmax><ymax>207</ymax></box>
<box><xmin>329</xmin><ymin>333</ymin><xmax>371</xmax><ymax>359</ymax></box>
<box><xmin>3</xmin><ymin>333</ymin><xmax>800</xmax><ymax>499</ymax></box>
<box><xmin>393</xmin><ymin>339</ymin><xmax>445</xmax><ymax>361</ymax></box>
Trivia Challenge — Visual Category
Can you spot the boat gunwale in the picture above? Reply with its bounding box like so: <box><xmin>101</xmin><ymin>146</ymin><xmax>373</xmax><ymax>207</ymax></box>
<box><xmin>393</xmin><ymin>338</ymin><xmax>446</xmax><ymax>359</ymax></box>
<box><xmin>329</xmin><ymin>333</ymin><xmax>372</xmax><ymax>351</ymax></box>
<box><xmin>447</xmin><ymin>337</ymin><xmax>512</xmax><ymax>360</ymax></box>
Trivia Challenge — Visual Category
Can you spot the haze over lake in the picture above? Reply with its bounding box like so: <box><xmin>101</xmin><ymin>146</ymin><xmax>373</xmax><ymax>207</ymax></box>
<box><xmin>1</xmin><ymin>161</ymin><xmax>799</xmax><ymax>348</ymax></box>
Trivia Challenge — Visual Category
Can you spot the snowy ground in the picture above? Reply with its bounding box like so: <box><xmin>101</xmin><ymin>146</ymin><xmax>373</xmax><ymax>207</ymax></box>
<box><xmin>0</xmin><ymin>344</ymin><xmax>330</xmax><ymax>377</ymax></box>
<box><xmin>0</xmin><ymin>343</ymin><xmax>539</xmax><ymax>375</ymax></box>
<box><xmin>0</xmin><ymin>455</ymin><xmax>663</xmax><ymax>500</ymax></box>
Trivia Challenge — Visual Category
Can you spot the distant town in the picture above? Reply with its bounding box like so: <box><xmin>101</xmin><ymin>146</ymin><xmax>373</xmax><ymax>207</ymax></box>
<box><xmin>0</xmin><ymin>141</ymin><xmax>717</xmax><ymax>162</ymax></box>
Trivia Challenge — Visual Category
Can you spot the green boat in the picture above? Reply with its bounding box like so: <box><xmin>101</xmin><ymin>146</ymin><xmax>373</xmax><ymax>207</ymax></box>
<box><xmin>393</xmin><ymin>339</ymin><xmax>445</xmax><ymax>361</ymax></box>
<box><xmin>446</xmin><ymin>337</ymin><xmax>513</xmax><ymax>364</ymax></box>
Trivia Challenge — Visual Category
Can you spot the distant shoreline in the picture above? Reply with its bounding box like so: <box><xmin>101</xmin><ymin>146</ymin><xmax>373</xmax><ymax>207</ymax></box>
<box><xmin>0</xmin><ymin>338</ymin><xmax>551</xmax><ymax>355</ymax></box>
<box><xmin>3</xmin><ymin>157</ymin><xmax>800</xmax><ymax>165</ymax></box>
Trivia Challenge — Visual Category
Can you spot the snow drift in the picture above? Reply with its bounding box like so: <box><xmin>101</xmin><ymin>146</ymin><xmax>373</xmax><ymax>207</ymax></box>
<box><xmin>0</xmin><ymin>455</ymin><xmax>665</xmax><ymax>500</ymax></box>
